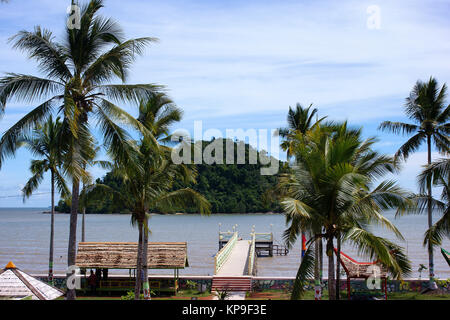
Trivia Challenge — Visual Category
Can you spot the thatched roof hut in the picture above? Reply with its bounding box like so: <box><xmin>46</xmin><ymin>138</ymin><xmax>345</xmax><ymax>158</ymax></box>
<box><xmin>76</xmin><ymin>242</ymin><xmax>189</xmax><ymax>270</ymax></box>
<box><xmin>0</xmin><ymin>262</ymin><xmax>64</xmax><ymax>300</ymax></box>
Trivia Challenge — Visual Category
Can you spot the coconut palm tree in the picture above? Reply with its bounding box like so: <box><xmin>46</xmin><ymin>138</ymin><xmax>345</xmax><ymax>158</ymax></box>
<box><xmin>137</xmin><ymin>93</ymin><xmax>183</xmax><ymax>143</ymax></box>
<box><xmin>277</xmin><ymin>103</ymin><xmax>327</xmax><ymax>297</ymax></box>
<box><xmin>88</xmin><ymin>94</ymin><xmax>210</xmax><ymax>299</ymax></box>
<box><xmin>94</xmin><ymin>143</ymin><xmax>210</xmax><ymax>299</ymax></box>
<box><xmin>278</xmin><ymin>103</ymin><xmax>326</xmax><ymax>159</ymax></box>
<box><xmin>278</xmin><ymin>123</ymin><xmax>412</xmax><ymax>300</ymax></box>
<box><xmin>20</xmin><ymin>115</ymin><xmax>70</xmax><ymax>285</ymax></box>
<box><xmin>379</xmin><ymin>77</ymin><xmax>449</xmax><ymax>287</ymax></box>
<box><xmin>0</xmin><ymin>0</ymin><xmax>160</xmax><ymax>299</ymax></box>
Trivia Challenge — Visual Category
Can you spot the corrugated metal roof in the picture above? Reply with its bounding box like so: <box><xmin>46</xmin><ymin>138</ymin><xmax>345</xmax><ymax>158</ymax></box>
<box><xmin>0</xmin><ymin>267</ymin><xmax>64</xmax><ymax>300</ymax></box>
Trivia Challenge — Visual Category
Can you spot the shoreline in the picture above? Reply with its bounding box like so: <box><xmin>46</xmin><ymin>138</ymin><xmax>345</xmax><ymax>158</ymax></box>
<box><xmin>42</xmin><ymin>211</ymin><xmax>282</xmax><ymax>215</ymax></box>
<box><xmin>31</xmin><ymin>274</ymin><xmax>442</xmax><ymax>282</ymax></box>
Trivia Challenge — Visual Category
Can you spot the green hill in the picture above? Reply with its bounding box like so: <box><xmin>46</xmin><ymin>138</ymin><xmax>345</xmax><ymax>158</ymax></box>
<box><xmin>56</xmin><ymin>139</ymin><xmax>288</xmax><ymax>214</ymax></box>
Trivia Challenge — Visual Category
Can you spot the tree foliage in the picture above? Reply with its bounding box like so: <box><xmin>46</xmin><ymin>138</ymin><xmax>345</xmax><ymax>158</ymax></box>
<box><xmin>56</xmin><ymin>139</ymin><xmax>289</xmax><ymax>213</ymax></box>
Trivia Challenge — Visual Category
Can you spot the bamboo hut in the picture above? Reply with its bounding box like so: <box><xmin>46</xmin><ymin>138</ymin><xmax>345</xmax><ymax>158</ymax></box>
<box><xmin>0</xmin><ymin>261</ymin><xmax>64</xmax><ymax>300</ymax></box>
<box><xmin>75</xmin><ymin>242</ymin><xmax>189</xmax><ymax>294</ymax></box>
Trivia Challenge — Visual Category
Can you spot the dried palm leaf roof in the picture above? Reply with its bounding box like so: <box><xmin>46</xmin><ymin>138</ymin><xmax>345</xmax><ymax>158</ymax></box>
<box><xmin>0</xmin><ymin>262</ymin><xmax>64</xmax><ymax>300</ymax></box>
<box><xmin>76</xmin><ymin>242</ymin><xmax>189</xmax><ymax>269</ymax></box>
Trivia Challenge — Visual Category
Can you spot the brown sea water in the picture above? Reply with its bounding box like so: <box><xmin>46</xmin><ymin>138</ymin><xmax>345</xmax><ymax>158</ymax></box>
<box><xmin>0</xmin><ymin>208</ymin><xmax>449</xmax><ymax>279</ymax></box>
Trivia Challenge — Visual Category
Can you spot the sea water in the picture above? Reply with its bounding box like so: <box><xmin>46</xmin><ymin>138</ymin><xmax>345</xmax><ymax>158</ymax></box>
<box><xmin>0</xmin><ymin>208</ymin><xmax>449</xmax><ymax>279</ymax></box>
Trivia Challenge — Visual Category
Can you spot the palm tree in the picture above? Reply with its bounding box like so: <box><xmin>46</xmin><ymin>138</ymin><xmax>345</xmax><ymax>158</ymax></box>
<box><xmin>20</xmin><ymin>116</ymin><xmax>70</xmax><ymax>284</ymax></box>
<box><xmin>89</xmin><ymin>94</ymin><xmax>210</xmax><ymax>299</ymax></box>
<box><xmin>137</xmin><ymin>93</ymin><xmax>183</xmax><ymax>143</ymax></box>
<box><xmin>0</xmin><ymin>0</ymin><xmax>160</xmax><ymax>299</ymax></box>
<box><xmin>277</xmin><ymin>103</ymin><xmax>327</xmax><ymax>297</ymax></box>
<box><xmin>94</xmin><ymin>143</ymin><xmax>210</xmax><ymax>299</ymax></box>
<box><xmin>278</xmin><ymin>103</ymin><xmax>326</xmax><ymax>159</ymax></box>
<box><xmin>278</xmin><ymin>123</ymin><xmax>412</xmax><ymax>300</ymax></box>
<box><xmin>379</xmin><ymin>77</ymin><xmax>449</xmax><ymax>287</ymax></box>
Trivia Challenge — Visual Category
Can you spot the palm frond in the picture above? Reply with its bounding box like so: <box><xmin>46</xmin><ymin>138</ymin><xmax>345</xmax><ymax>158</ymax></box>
<box><xmin>54</xmin><ymin>169</ymin><xmax>71</xmax><ymax>199</ymax></box>
<box><xmin>9</xmin><ymin>27</ymin><xmax>72</xmax><ymax>81</ymax></box>
<box><xmin>22</xmin><ymin>161</ymin><xmax>47</xmax><ymax>201</ymax></box>
<box><xmin>394</xmin><ymin>132</ymin><xmax>426</xmax><ymax>162</ymax></box>
<box><xmin>0</xmin><ymin>73</ymin><xmax>62</xmax><ymax>111</ymax></box>
<box><xmin>83</xmin><ymin>37</ymin><xmax>158</xmax><ymax>83</ymax></box>
<box><xmin>96</xmin><ymin>84</ymin><xmax>163</xmax><ymax>105</ymax></box>
<box><xmin>154</xmin><ymin>188</ymin><xmax>211</xmax><ymax>215</ymax></box>
<box><xmin>424</xmin><ymin>208</ymin><xmax>450</xmax><ymax>246</ymax></box>
<box><xmin>0</xmin><ymin>97</ymin><xmax>57</xmax><ymax>168</ymax></box>
<box><xmin>344</xmin><ymin>227</ymin><xmax>411</xmax><ymax>279</ymax></box>
<box><xmin>94</xmin><ymin>107</ymin><xmax>139</xmax><ymax>168</ymax></box>
<box><xmin>378</xmin><ymin>121</ymin><xmax>419</xmax><ymax>136</ymax></box>
<box><xmin>291</xmin><ymin>243</ymin><xmax>315</xmax><ymax>300</ymax></box>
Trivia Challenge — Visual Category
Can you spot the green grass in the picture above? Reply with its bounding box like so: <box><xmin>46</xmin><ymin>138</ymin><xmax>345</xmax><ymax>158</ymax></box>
<box><xmin>56</xmin><ymin>289</ymin><xmax>213</xmax><ymax>300</ymax></box>
<box><xmin>387</xmin><ymin>292</ymin><xmax>450</xmax><ymax>300</ymax></box>
<box><xmin>246</xmin><ymin>289</ymin><xmax>450</xmax><ymax>300</ymax></box>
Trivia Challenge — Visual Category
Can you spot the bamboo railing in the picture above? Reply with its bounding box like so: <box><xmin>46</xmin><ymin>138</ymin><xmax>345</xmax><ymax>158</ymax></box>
<box><xmin>214</xmin><ymin>232</ymin><xmax>238</xmax><ymax>275</ymax></box>
<box><xmin>248</xmin><ymin>233</ymin><xmax>256</xmax><ymax>276</ymax></box>
<box><xmin>254</xmin><ymin>233</ymin><xmax>273</xmax><ymax>242</ymax></box>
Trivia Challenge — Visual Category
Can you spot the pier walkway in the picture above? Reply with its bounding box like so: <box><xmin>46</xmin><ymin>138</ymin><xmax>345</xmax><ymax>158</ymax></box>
<box><xmin>211</xmin><ymin>229</ymin><xmax>288</xmax><ymax>299</ymax></box>
<box><xmin>216</xmin><ymin>240</ymin><xmax>250</xmax><ymax>276</ymax></box>
<box><xmin>211</xmin><ymin>231</ymin><xmax>257</xmax><ymax>297</ymax></box>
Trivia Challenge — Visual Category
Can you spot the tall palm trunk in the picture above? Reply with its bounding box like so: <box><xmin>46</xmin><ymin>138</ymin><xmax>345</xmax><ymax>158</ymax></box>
<box><xmin>81</xmin><ymin>207</ymin><xmax>86</xmax><ymax>242</ymax></box>
<box><xmin>66</xmin><ymin>179</ymin><xmax>80</xmax><ymax>300</ymax></box>
<box><xmin>335</xmin><ymin>234</ymin><xmax>341</xmax><ymax>300</ymax></box>
<box><xmin>142</xmin><ymin>217</ymin><xmax>151</xmax><ymax>300</ymax></box>
<box><xmin>426</xmin><ymin>135</ymin><xmax>435</xmax><ymax>288</ymax></box>
<box><xmin>81</xmin><ymin>164</ymin><xmax>87</xmax><ymax>243</ymax></box>
<box><xmin>48</xmin><ymin>170</ymin><xmax>55</xmax><ymax>285</ymax></box>
<box><xmin>314</xmin><ymin>236</ymin><xmax>321</xmax><ymax>300</ymax></box>
<box><xmin>327</xmin><ymin>236</ymin><xmax>336</xmax><ymax>300</ymax></box>
<box><xmin>319</xmin><ymin>237</ymin><xmax>323</xmax><ymax>284</ymax></box>
<box><xmin>134</xmin><ymin>219</ymin><xmax>144</xmax><ymax>300</ymax></box>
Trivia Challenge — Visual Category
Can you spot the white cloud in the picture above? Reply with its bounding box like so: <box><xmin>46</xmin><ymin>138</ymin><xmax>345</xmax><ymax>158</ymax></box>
<box><xmin>0</xmin><ymin>0</ymin><xmax>449</xmax><ymax>206</ymax></box>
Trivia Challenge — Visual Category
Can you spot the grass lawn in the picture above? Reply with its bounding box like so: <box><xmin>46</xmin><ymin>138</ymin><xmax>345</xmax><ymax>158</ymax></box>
<box><xmin>62</xmin><ymin>290</ymin><xmax>214</xmax><ymax>300</ymax></box>
<box><xmin>247</xmin><ymin>290</ymin><xmax>450</xmax><ymax>300</ymax></box>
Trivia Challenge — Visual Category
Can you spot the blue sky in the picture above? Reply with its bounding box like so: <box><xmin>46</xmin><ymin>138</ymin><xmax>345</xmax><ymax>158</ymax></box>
<box><xmin>0</xmin><ymin>0</ymin><xmax>449</xmax><ymax>207</ymax></box>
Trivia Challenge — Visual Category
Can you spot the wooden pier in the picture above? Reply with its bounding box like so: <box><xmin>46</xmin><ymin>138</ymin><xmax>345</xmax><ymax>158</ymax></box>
<box><xmin>218</xmin><ymin>232</ymin><xmax>288</xmax><ymax>257</ymax></box>
<box><xmin>212</xmin><ymin>230</ymin><xmax>289</xmax><ymax>293</ymax></box>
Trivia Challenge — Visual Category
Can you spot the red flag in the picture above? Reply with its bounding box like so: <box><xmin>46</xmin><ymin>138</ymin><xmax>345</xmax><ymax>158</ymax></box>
<box><xmin>301</xmin><ymin>233</ymin><xmax>306</xmax><ymax>258</ymax></box>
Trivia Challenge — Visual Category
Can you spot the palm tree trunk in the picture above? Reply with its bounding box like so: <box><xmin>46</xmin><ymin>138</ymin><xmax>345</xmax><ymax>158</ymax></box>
<box><xmin>142</xmin><ymin>217</ymin><xmax>151</xmax><ymax>300</ymax></box>
<box><xmin>319</xmin><ymin>237</ymin><xmax>323</xmax><ymax>284</ymax></box>
<box><xmin>427</xmin><ymin>135</ymin><xmax>435</xmax><ymax>288</ymax></box>
<box><xmin>335</xmin><ymin>233</ymin><xmax>341</xmax><ymax>300</ymax></box>
<box><xmin>66</xmin><ymin>179</ymin><xmax>80</xmax><ymax>300</ymax></box>
<box><xmin>48</xmin><ymin>171</ymin><xmax>55</xmax><ymax>285</ymax></box>
<box><xmin>134</xmin><ymin>220</ymin><xmax>144</xmax><ymax>300</ymax></box>
<box><xmin>81</xmin><ymin>207</ymin><xmax>86</xmax><ymax>243</ymax></box>
<box><xmin>314</xmin><ymin>236</ymin><xmax>321</xmax><ymax>300</ymax></box>
<box><xmin>327</xmin><ymin>236</ymin><xmax>336</xmax><ymax>300</ymax></box>
<box><xmin>81</xmin><ymin>166</ymin><xmax>86</xmax><ymax>243</ymax></box>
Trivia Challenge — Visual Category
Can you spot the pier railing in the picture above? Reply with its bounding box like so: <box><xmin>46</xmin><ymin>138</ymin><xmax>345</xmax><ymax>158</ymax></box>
<box><xmin>255</xmin><ymin>233</ymin><xmax>273</xmax><ymax>242</ymax></box>
<box><xmin>248</xmin><ymin>233</ymin><xmax>256</xmax><ymax>276</ymax></box>
<box><xmin>214</xmin><ymin>231</ymin><xmax>238</xmax><ymax>274</ymax></box>
<box><xmin>219</xmin><ymin>231</ymin><xmax>236</xmax><ymax>242</ymax></box>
